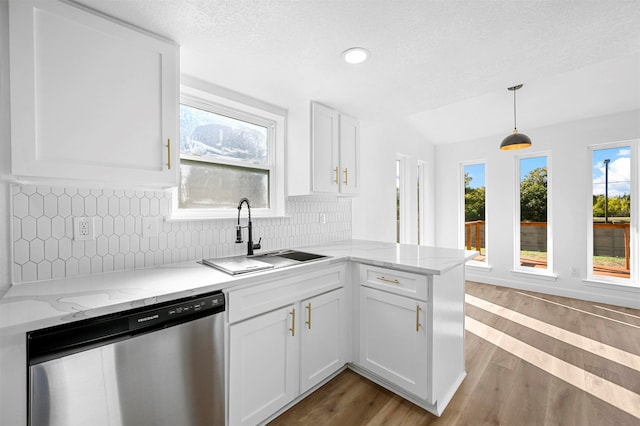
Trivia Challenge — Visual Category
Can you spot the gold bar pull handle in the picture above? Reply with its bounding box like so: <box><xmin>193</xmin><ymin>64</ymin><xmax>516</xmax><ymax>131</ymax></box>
<box><xmin>166</xmin><ymin>139</ymin><xmax>172</xmax><ymax>170</ymax></box>
<box><xmin>289</xmin><ymin>307</ymin><xmax>296</xmax><ymax>336</ymax></box>
<box><xmin>416</xmin><ymin>305</ymin><xmax>422</xmax><ymax>332</ymax></box>
<box><xmin>305</xmin><ymin>302</ymin><xmax>312</xmax><ymax>329</ymax></box>
<box><xmin>343</xmin><ymin>168</ymin><xmax>348</xmax><ymax>185</ymax></box>
<box><xmin>333</xmin><ymin>166</ymin><xmax>339</xmax><ymax>184</ymax></box>
<box><xmin>376</xmin><ymin>276</ymin><xmax>400</xmax><ymax>284</ymax></box>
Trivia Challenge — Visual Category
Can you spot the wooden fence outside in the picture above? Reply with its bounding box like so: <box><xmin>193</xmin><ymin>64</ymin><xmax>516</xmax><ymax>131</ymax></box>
<box><xmin>464</xmin><ymin>221</ymin><xmax>631</xmax><ymax>271</ymax></box>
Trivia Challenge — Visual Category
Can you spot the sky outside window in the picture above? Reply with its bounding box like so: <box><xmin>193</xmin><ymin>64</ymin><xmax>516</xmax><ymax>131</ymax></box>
<box><xmin>592</xmin><ymin>147</ymin><xmax>631</xmax><ymax>197</ymax></box>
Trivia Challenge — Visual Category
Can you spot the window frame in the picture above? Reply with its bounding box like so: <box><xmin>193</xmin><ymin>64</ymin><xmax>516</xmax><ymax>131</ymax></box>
<box><xmin>396</xmin><ymin>154</ymin><xmax>410</xmax><ymax>243</ymax></box>
<box><xmin>170</xmin><ymin>80</ymin><xmax>286</xmax><ymax>220</ymax></box>
<box><xmin>586</xmin><ymin>140</ymin><xmax>638</xmax><ymax>287</ymax></box>
<box><xmin>460</xmin><ymin>160</ymin><xmax>489</xmax><ymax>267</ymax></box>
<box><xmin>513</xmin><ymin>151</ymin><xmax>555</xmax><ymax>277</ymax></box>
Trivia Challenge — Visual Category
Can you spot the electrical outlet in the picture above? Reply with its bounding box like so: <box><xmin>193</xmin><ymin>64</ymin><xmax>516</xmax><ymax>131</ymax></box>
<box><xmin>570</xmin><ymin>267</ymin><xmax>579</xmax><ymax>278</ymax></box>
<box><xmin>73</xmin><ymin>217</ymin><xmax>94</xmax><ymax>241</ymax></box>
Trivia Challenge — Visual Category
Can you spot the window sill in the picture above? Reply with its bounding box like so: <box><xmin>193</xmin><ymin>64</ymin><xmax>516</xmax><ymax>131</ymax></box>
<box><xmin>583</xmin><ymin>278</ymin><xmax>639</xmax><ymax>292</ymax></box>
<box><xmin>465</xmin><ymin>261</ymin><xmax>493</xmax><ymax>272</ymax></box>
<box><xmin>166</xmin><ymin>211</ymin><xmax>289</xmax><ymax>222</ymax></box>
<box><xmin>167</xmin><ymin>206</ymin><xmax>287</xmax><ymax>222</ymax></box>
<box><xmin>510</xmin><ymin>268</ymin><xmax>559</xmax><ymax>281</ymax></box>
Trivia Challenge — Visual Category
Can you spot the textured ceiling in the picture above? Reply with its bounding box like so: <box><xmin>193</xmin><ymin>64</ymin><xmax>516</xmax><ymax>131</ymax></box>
<box><xmin>74</xmin><ymin>0</ymin><xmax>640</xmax><ymax>144</ymax></box>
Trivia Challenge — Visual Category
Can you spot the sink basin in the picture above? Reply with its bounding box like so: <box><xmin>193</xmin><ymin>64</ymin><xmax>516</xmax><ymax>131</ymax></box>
<box><xmin>261</xmin><ymin>250</ymin><xmax>328</xmax><ymax>262</ymax></box>
<box><xmin>202</xmin><ymin>250</ymin><xmax>329</xmax><ymax>275</ymax></box>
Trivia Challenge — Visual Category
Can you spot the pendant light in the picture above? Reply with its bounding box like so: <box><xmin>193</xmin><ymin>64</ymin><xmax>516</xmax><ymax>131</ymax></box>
<box><xmin>500</xmin><ymin>84</ymin><xmax>532</xmax><ymax>150</ymax></box>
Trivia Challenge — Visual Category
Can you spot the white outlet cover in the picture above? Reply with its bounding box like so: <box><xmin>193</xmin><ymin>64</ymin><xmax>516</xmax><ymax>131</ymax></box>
<box><xmin>73</xmin><ymin>217</ymin><xmax>94</xmax><ymax>241</ymax></box>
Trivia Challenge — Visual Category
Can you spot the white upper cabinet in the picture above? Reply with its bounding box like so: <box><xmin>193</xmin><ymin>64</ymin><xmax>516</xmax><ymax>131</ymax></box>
<box><xmin>338</xmin><ymin>113</ymin><xmax>359</xmax><ymax>195</ymax></box>
<box><xmin>310</xmin><ymin>102</ymin><xmax>360</xmax><ymax>195</ymax></box>
<box><xmin>9</xmin><ymin>0</ymin><xmax>179</xmax><ymax>187</ymax></box>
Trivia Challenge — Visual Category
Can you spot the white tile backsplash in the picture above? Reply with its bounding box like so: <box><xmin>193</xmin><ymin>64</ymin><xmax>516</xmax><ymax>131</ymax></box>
<box><xmin>11</xmin><ymin>185</ymin><xmax>352</xmax><ymax>283</ymax></box>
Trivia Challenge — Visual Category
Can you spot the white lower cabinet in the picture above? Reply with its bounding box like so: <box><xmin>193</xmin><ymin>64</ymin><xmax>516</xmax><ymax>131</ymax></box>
<box><xmin>228</xmin><ymin>305</ymin><xmax>299</xmax><ymax>426</ymax></box>
<box><xmin>358</xmin><ymin>286</ymin><xmax>428</xmax><ymax>399</ymax></box>
<box><xmin>227</xmin><ymin>265</ymin><xmax>347</xmax><ymax>426</ymax></box>
<box><xmin>300</xmin><ymin>289</ymin><xmax>346</xmax><ymax>393</ymax></box>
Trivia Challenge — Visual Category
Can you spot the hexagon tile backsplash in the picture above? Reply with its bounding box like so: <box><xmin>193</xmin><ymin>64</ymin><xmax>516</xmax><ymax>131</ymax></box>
<box><xmin>11</xmin><ymin>185</ymin><xmax>352</xmax><ymax>284</ymax></box>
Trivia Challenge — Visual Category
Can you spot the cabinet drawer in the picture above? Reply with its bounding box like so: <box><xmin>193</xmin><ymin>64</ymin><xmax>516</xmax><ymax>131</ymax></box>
<box><xmin>228</xmin><ymin>263</ymin><xmax>346</xmax><ymax>324</ymax></box>
<box><xmin>359</xmin><ymin>264</ymin><xmax>428</xmax><ymax>300</ymax></box>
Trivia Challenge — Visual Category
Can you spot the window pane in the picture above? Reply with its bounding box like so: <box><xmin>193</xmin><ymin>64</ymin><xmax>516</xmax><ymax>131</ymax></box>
<box><xmin>592</xmin><ymin>147</ymin><xmax>631</xmax><ymax>279</ymax></box>
<box><xmin>180</xmin><ymin>104</ymin><xmax>268</xmax><ymax>164</ymax></box>
<box><xmin>519</xmin><ymin>156</ymin><xmax>547</xmax><ymax>269</ymax></box>
<box><xmin>179</xmin><ymin>160</ymin><xmax>269</xmax><ymax>209</ymax></box>
<box><xmin>464</xmin><ymin>164</ymin><xmax>485</xmax><ymax>261</ymax></box>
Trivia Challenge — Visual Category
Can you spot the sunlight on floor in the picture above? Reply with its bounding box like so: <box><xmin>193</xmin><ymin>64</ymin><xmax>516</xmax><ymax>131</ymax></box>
<box><xmin>466</xmin><ymin>294</ymin><xmax>640</xmax><ymax>371</ymax></box>
<box><xmin>465</xmin><ymin>316</ymin><xmax>640</xmax><ymax>420</ymax></box>
<box><xmin>516</xmin><ymin>291</ymin><xmax>640</xmax><ymax>330</ymax></box>
<box><xmin>594</xmin><ymin>304</ymin><xmax>640</xmax><ymax>320</ymax></box>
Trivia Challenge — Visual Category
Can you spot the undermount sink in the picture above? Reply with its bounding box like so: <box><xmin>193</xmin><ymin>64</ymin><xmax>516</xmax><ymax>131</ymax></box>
<box><xmin>258</xmin><ymin>250</ymin><xmax>328</xmax><ymax>262</ymax></box>
<box><xmin>202</xmin><ymin>250</ymin><xmax>329</xmax><ymax>275</ymax></box>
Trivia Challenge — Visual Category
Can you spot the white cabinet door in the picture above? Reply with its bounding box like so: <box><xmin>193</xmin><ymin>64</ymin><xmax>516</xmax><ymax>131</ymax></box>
<box><xmin>311</xmin><ymin>102</ymin><xmax>340</xmax><ymax>194</ymax></box>
<box><xmin>339</xmin><ymin>114</ymin><xmax>359</xmax><ymax>195</ymax></box>
<box><xmin>359</xmin><ymin>286</ymin><xmax>428</xmax><ymax>399</ymax></box>
<box><xmin>229</xmin><ymin>305</ymin><xmax>299</xmax><ymax>426</ymax></box>
<box><xmin>300</xmin><ymin>288</ymin><xmax>346</xmax><ymax>393</ymax></box>
<box><xmin>9</xmin><ymin>0</ymin><xmax>179</xmax><ymax>187</ymax></box>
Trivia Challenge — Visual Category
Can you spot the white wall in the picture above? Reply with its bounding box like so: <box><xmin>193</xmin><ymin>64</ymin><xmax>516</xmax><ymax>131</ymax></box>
<box><xmin>0</xmin><ymin>0</ymin><xmax>11</xmax><ymax>296</ymax></box>
<box><xmin>435</xmin><ymin>109</ymin><xmax>640</xmax><ymax>309</ymax></box>
<box><xmin>352</xmin><ymin>119</ymin><xmax>435</xmax><ymax>244</ymax></box>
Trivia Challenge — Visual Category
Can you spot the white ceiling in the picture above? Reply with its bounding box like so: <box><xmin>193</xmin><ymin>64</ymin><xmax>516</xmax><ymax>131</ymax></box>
<box><xmin>75</xmin><ymin>0</ymin><xmax>640</xmax><ymax>144</ymax></box>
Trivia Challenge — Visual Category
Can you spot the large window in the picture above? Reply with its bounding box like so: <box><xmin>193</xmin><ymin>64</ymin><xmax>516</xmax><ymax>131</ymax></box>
<box><xmin>589</xmin><ymin>144</ymin><xmax>634</xmax><ymax>282</ymax></box>
<box><xmin>173</xmin><ymin>82</ymin><xmax>285</xmax><ymax>219</ymax></box>
<box><xmin>463</xmin><ymin>163</ymin><xmax>486</xmax><ymax>262</ymax></box>
<box><xmin>516</xmin><ymin>155</ymin><xmax>551</xmax><ymax>273</ymax></box>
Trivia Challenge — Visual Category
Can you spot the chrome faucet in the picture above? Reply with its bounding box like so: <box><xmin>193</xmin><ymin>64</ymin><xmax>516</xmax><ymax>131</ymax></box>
<box><xmin>236</xmin><ymin>198</ymin><xmax>261</xmax><ymax>256</ymax></box>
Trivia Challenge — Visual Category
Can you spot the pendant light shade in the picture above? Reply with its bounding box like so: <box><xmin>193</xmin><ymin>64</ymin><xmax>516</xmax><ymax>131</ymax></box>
<box><xmin>500</xmin><ymin>84</ymin><xmax>532</xmax><ymax>150</ymax></box>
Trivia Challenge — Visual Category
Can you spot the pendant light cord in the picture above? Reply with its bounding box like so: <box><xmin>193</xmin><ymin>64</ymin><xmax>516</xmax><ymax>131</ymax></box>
<box><xmin>513</xmin><ymin>89</ymin><xmax>517</xmax><ymax>131</ymax></box>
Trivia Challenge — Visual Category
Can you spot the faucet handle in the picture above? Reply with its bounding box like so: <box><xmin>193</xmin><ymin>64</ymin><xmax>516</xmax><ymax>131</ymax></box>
<box><xmin>252</xmin><ymin>237</ymin><xmax>262</xmax><ymax>251</ymax></box>
<box><xmin>235</xmin><ymin>225</ymin><xmax>243</xmax><ymax>243</ymax></box>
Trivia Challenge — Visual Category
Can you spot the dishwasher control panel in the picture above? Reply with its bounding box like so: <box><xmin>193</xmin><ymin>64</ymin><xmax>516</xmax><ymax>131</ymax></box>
<box><xmin>129</xmin><ymin>292</ymin><xmax>225</xmax><ymax>330</ymax></box>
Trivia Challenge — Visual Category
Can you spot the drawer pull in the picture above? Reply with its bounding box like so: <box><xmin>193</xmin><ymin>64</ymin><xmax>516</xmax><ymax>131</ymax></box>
<box><xmin>306</xmin><ymin>302</ymin><xmax>312</xmax><ymax>329</ymax></box>
<box><xmin>416</xmin><ymin>305</ymin><xmax>422</xmax><ymax>332</ymax></box>
<box><xmin>289</xmin><ymin>308</ymin><xmax>296</xmax><ymax>336</ymax></box>
<box><xmin>334</xmin><ymin>166</ymin><xmax>339</xmax><ymax>184</ymax></box>
<box><xmin>376</xmin><ymin>276</ymin><xmax>400</xmax><ymax>284</ymax></box>
<box><xmin>343</xmin><ymin>168</ymin><xmax>348</xmax><ymax>185</ymax></box>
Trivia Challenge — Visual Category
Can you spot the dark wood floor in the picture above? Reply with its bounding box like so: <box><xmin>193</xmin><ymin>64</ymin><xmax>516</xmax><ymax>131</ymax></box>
<box><xmin>270</xmin><ymin>281</ymin><xmax>640</xmax><ymax>426</ymax></box>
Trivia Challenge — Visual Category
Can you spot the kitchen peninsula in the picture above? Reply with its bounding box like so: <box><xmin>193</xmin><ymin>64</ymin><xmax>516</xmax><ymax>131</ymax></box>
<box><xmin>0</xmin><ymin>240</ymin><xmax>475</xmax><ymax>425</ymax></box>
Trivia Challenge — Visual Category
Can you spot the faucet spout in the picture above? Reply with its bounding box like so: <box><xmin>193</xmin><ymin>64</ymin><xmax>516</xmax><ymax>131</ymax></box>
<box><xmin>236</xmin><ymin>198</ymin><xmax>260</xmax><ymax>255</ymax></box>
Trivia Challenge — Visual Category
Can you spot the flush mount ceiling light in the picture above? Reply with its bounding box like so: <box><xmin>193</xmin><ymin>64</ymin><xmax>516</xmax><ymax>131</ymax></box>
<box><xmin>500</xmin><ymin>84</ymin><xmax>532</xmax><ymax>150</ymax></box>
<box><xmin>342</xmin><ymin>47</ymin><xmax>370</xmax><ymax>64</ymax></box>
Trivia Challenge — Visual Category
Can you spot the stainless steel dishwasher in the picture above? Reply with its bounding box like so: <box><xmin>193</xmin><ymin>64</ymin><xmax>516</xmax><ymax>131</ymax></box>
<box><xmin>27</xmin><ymin>290</ymin><xmax>225</xmax><ymax>426</ymax></box>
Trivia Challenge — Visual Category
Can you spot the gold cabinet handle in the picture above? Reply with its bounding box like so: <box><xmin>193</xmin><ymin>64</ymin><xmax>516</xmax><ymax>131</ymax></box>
<box><xmin>416</xmin><ymin>305</ymin><xmax>422</xmax><ymax>332</ymax></box>
<box><xmin>376</xmin><ymin>276</ymin><xmax>400</xmax><ymax>284</ymax></box>
<box><xmin>333</xmin><ymin>166</ymin><xmax>339</xmax><ymax>184</ymax></box>
<box><xmin>343</xmin><ymin>168</ymin><xmax>348</xmax><ymax>185</ymax></box>
<box><xmin>289</xmin><ymin>307</ymin><xmax>296</xmax><ymax>336</ymax></box>
<box><xmin>166</xmin><ymin>139</ymin><xmax>172</xmax><ymax>170</ymax></box>
<box><xmin>305</xmin><ymin>302</ymin><xmax>312</xmax><ymax>329</ymax></box>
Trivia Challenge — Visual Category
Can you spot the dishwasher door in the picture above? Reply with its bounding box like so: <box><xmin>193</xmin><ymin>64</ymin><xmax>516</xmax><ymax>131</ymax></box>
<box><xmin>29</xmin><ymin>300</ymin><xmax>225</xmax><ymax>426</ymax></box>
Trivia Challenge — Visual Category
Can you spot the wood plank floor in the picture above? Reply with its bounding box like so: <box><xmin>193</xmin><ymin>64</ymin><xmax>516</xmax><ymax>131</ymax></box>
<box><xmin>269</xmin><ymin>281</ymin><xmax>640</xmax><ymax>426</ymax></box>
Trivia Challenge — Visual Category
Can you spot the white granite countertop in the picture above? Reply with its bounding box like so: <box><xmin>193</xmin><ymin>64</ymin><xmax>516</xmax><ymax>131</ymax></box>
<box><xmin>0</xmin><ymin>239</ymin><xmax>475</xmax><ymax>332</ymax></box>
<box><xmin>0</xmin><ymin>239</ymin><xmax>474</xmax><ymax>425</ymax></box>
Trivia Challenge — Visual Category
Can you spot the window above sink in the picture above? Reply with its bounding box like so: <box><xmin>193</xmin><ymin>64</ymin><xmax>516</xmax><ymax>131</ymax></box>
<box><xmin>169</xmin><ymin>76</ymin><xmax>286</xmax><ymax>220</ymax></box>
